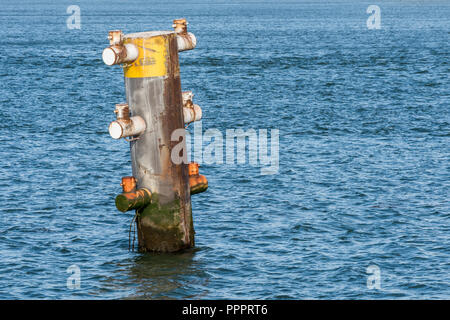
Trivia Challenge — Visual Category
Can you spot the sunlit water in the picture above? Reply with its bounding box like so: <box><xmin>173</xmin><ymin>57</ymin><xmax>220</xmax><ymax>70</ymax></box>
<box><xmin>0</xmin><ymin>0</ymin><xmax>448</xmax><ymax>299</ymax></box>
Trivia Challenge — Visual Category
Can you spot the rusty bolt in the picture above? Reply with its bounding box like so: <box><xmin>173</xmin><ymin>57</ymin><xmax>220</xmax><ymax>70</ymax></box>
<box><xmin>188</xmin><ymin>162</ymin><xmax>199</xmax><ymax>176</ymax></box>
<box><xmin>108</xmin><ymin>30</ymin><xmax>123</xmax><ymax>46</ymax></box>
<box><xmin>182</xmin><ymin>91</ymin><xmax>194</xmax><ymax>108</ymax></box>
<box><xmin>172</xmin><ymin>18</ymin><xmax>188</xmax><ymax>34</ymax></box>
<box><xmin>121</xmin><ymin>176</ymin><xmax>137</xmax><ymax>193</ymax></box>
<box><xmin>114</xmin><ymin>103</ymin><xmax>130</xmax><ymax>121</ymax></box>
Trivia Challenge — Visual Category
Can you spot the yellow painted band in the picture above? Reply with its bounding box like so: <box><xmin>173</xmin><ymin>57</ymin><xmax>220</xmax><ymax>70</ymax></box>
<box><xmin>123</xmin><ymin>35</ymin><xmax>168</xmax><ymax>78</ymax></box>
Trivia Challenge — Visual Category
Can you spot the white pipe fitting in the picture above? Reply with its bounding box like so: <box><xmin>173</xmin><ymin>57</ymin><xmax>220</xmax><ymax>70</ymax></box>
<box><xmin>183</xmin><ymin>104</ymin><xmax>202</xmax><ymax>124</ymax></box>
<box><xmin>109</xmin><ymin>116</ymin><xmax>146</xmax><ymax>139</ymax></box>
<box><xmin>176</xmin><ymin>33</ymin><xmax>197</xmax><ymax>52</ymax></box>
<box><xmin>102</xmin><ymin>43</ymin><xmax>138</xmax><ymax>66</ymax></box>
<box><xmin>182</xmin><ymin>91</ymin><xmax>202</xmax><ymax>124</ymax></box>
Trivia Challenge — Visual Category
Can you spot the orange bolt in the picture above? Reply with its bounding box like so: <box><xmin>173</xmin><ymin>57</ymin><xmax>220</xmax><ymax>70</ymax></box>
<box><xmin>121</xmin><ymin>176</ymin><xmax>136</xmax><ymax>193</ymax></box>
<box><xmin>188</xmin><ymin>162</ymin><xmax>199</xmax><ymax>176</ymax></box>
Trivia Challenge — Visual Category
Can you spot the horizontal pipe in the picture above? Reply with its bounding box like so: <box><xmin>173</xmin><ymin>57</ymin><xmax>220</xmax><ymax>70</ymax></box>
<box><xmin>115</xmin><ymin>188</ymin><xmax>152</xmax><ymax>212</ymax></box>
<box><xmin>176</xmin><ymin>33</ymin><xmax>196</xmax><ymax>52</ymax></box>
<box><xmin>102</xmin><ymin>43</ymin><xmax>139</xmax><ymax>66</ymax></box>
<box><xmin>190</xmin><ymin>174</ymin><xmax>208</xmax><ymax>195</ymax></box>
<box><xmin>109</xmin><ymin>116</ymin><xmax>146</xmax><ymax>140</ymax></box>
<box><xmin>188</xmin><ymin>162</ymin><xmax>207</xmax><ymax>195</ymax></box>
<box><xmin>182</xmin><ymin>91</ymin><xmax>201</xmax><ymax>124</ymax></box>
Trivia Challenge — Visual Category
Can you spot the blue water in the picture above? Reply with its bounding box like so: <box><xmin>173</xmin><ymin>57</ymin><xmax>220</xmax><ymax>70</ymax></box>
<box><xmin>0</xmin><ymin>0</ymin><xmax>448</xmax><ymax>299</ymax></box>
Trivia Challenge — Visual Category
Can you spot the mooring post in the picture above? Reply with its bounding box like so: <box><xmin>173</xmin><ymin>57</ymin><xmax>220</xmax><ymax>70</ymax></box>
<box><xmin>103</xmin><ymin>19</ymin><xmax>206</xmax><ymax>253</ymax></box>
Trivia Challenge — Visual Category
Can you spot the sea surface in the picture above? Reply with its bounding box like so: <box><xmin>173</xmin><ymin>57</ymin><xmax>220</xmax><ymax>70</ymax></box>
<box><xmin>0</xmin><ymin>0</ymin><xmax>448</xmax><ymax>299</ymax></box>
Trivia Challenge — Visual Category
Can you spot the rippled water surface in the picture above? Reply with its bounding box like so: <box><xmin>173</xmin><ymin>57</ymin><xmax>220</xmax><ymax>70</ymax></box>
<box><xmin>0</xmin><ymin>0</ymin><xmax>449</xmax><ymax>299</ymax></box>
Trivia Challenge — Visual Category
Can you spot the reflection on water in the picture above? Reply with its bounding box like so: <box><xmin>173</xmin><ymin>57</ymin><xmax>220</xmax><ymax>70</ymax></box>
<box><xmin>104</xmin><ymin>248</ymin><xmax>211</xmax><ymax>299</ymax></box>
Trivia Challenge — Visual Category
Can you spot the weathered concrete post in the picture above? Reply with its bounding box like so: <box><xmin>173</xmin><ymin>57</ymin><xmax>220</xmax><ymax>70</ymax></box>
<box><xmin>102</xmin><ymin>20</ymin><xmax>206</xmax><ymax>253</ymax></box>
